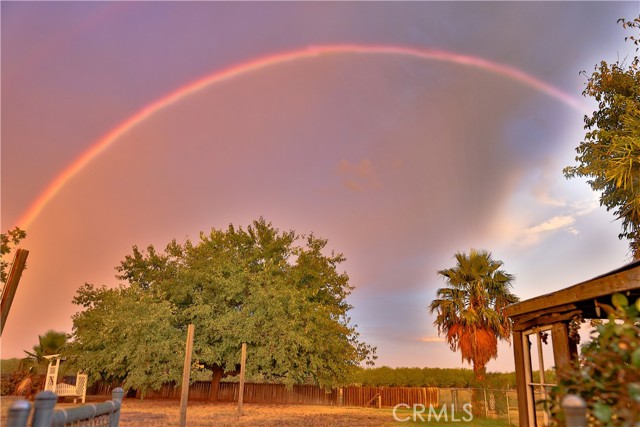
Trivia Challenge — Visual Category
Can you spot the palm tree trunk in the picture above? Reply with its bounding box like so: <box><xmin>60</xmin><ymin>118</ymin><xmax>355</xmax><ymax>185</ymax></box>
<box><xmin>473</xmin><ymin>363</ymin><xmax>487</xmax><ymax>382</ymax></box>
<box><xmin>471</xmin><ymin>363</ymin><xmax>487</xmax><ymax>417</ymax></box>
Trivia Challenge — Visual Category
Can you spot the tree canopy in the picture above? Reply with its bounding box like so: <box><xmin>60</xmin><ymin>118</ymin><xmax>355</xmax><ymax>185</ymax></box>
<box><xmin>1</xmin><ymin>227</ymin><xmax>26</xmax><ymax>284</ymax></box>
<box><xmin>429</xmin><ymin>249</ymin><xmax>518</xmax><ymax>382</ymax></box>
<box><xmin>67</xmin><ymin>218</ymin><xmax>375</xmax><ymax>395</ymax></box>
<box><xmin>564</xmin><ymin>17</ymin><xmax>640</xmax><ymax>259</ymax></box>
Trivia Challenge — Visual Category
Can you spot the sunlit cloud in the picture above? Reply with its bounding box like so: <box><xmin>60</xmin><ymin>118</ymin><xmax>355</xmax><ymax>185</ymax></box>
<box><xmin>524</xmin><ymin>215</ymin><xmax>576</xmax><ymax>235</ymax></box>
<box><xmin>336</xmin><ymin>158</ymin><xmax>382</xmax><ymax>192</ymax></box>
<box><xmin>532</xmin><ymin>180</ymin><xmax>567</xmax><ymax>207</ymax></box>
<box><xmin>514</xmin><ymin>215</ymin><xmax>577</xmax><ymax>247</ymax></box>
<box><xmin>420</xmin><ymin>337</ymin><xmax>446</xmax><ymax>343</ymax></box>
<box><xmin>570</xmin><ymin>197</ymin><xmax>599</xmax><ymax>216</ymax></box>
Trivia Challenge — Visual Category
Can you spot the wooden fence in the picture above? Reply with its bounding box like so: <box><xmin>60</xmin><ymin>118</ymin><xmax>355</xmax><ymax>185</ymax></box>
<box><xmin>125</xmin><ymin>381</ymin><xmax>439</xmax><ymax>407</ymax></box>
<box><xmin>219</xmin><ymin>383</ymin><xmax>339</xmax><ymax>405</ymax></box>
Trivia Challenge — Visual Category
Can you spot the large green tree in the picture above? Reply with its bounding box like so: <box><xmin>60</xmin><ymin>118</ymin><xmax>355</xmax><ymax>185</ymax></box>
<box><xmin>564</xmin><ymin>17</ymin><xmax>640</xmax><ymax>259</ymax></box>
<box><xmin>429</xmin><ymin>249</ymin><xmax>518</xmax><ymax>382</ymax></box>
<box><xmin>67</xmin><ymin>218</ymin><xmax>375</xmax><ymax>397</ymax></box>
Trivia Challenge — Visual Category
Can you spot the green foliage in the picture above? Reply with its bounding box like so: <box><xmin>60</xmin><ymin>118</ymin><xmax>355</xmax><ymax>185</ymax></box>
<box><xmin>23</xmin><ymin>329</ymin><xmax>68</xmax><ymax>363</ymax></box>
<box><xmin>429</xmin><ymin>250</ymin><xmax>519</xmax><ymax>381</ymax></box>
<box><xmin>1</xmin><ymin>227</ymin><xmax>27</xmax><ymax>284</ymax></box>
<box><xmin>0</xmin><ymin>358</ymin><xmax>22</xmax><ymax>374</ymax></box>
<box><xmin>564</xmin><ymin>17</ymin><xmax>640</xmax><ymax>258</ymax></box>
<box><xmin>67</xmin><ymin>218</ymin><xmax>376</xmax><ymax>394</ymax></box>
<box><xmin>549</xmin><ymin>293</ymin><xmax>640</xmax><ymax>427</ymax></box>
<box><xmin>2</xmin><ymin>331</ymin><xmax>69</xmax><ymax>397</ymax></box>
<box><xmin>348</xmin><ymin>366</ymin><xmax>517</xmax><ymax>389</ymax></box>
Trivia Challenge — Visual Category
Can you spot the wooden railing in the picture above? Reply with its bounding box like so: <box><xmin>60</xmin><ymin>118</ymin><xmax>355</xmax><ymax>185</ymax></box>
<box><xmin>6</xmin><ymin>388</ymin><xmax>124</xmax><ymax>427</ymax></box>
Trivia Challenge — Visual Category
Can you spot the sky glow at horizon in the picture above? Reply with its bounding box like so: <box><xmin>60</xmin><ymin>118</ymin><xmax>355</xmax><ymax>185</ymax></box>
<box><xmin>2</xmin><ymin>1</ymin><xmax>637</xmax><ymax>372</ymax></box>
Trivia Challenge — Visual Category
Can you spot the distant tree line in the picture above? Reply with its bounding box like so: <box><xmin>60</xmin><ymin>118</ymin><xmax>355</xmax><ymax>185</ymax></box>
<box><xmin>347</xmin><ymin>366</ymin><xmax>555</xmax><ymax>390</ymax></box>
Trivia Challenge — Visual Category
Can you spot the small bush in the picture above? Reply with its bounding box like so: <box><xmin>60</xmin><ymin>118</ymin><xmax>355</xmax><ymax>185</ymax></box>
<box><xmin>550</xmin><ymin>293</ymin><xmax>640</xmax><ymax>427</ymax></box>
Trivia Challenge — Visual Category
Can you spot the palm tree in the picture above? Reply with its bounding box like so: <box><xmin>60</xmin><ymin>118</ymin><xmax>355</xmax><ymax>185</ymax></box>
<box><xmin>23</xmin><ymin>330</ymin><xmax>68</xmax><ymax>362</ymax></box>
<box><xmin>16</xmin><ymin>330</ymin><xmax>68</xmax><ymax>397</ymax></box>
<box><xmin>429</xmin><ymin>249</ymin><xmax>518</xmax><ymax>382</ymax></box>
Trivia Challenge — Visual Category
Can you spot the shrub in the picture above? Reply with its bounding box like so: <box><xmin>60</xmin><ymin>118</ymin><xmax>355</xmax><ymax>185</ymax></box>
<box><xmin>550</xmin><ymin>293</ymin><xmax>640</xmax><ymax>427</ymax></box>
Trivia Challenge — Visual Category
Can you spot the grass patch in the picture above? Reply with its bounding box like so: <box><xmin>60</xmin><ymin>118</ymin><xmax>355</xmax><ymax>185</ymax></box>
<box><xmin>389</xmin><ymin>407</ymin><xmax>511</xmax><ymax>426</ymax></box>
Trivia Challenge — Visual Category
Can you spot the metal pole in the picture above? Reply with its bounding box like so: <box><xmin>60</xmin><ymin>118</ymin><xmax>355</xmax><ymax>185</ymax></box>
<box><xmin>562</xmin><ymin>394</ymin><xmax>587</xmax><ymax>427</ymax></box>
<box><xmin>506</xmin><ymin>388</ymin><xmax>511</xmax><ymax>426</ymax></box>
<box><xmin>32</xmin><ymin>391</ymin><xmax>57</xmax><ymax>427</ymax></box>
<box><xmin>483</xmin><ymin>388</ymin><xmax>488</xmax><ymax>418</ymax></box>
<box><xmin>179</xmin><ymin>324</ymin><xmax>194</xmax><ymax>427</ymax></box>
<box><xmin>6</xmin><ymin>399</ymin><xmax>31</xmax><ymax>427</ymax></box>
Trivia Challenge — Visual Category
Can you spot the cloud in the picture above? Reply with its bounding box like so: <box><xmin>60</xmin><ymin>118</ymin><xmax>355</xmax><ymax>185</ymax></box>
<box><xmin>336</xmin><ymin>158</ymin><xmax>382</xmax><ymax>192</ymax></box>
<box><xmin>570</xmin><ymin>197</ymin><xmax>599</xmax><ymax>216</ymax></box>
<box><xmin>420</xmin><ymin>337</ymin><xmax>446</xmax><ymax>343</ymax></box>
<box><xmin>524</xmin><ymin>215</ymin><xmax>576</xmax><ymax>235</ymax></box>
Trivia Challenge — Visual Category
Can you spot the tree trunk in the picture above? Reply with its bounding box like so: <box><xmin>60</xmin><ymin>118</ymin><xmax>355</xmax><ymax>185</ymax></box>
<box><xmin>471</xmin><ymin>363</ymin><xmax>487</xmax><ymax>417</ymax></box>
<box><xmin>473</xmin><ymin>363</ymin><xmax>487</xmax><ymax>382</ymax></box>
<box><xmin>209</xmin><ymin>365</ymin><xmax>224</xmax><ymax>401</ymax></box>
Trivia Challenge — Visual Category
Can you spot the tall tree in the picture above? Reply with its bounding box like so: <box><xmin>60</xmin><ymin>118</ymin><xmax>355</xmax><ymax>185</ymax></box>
<box><xmin>429</xmin><ymin>249</ymin><xmax>518</xmax><ymax>382</ymax></box>
<box><xmin>564</xmin><ymin>17</ymin><xmax>640</xmax><ymax>259</ymax></box>
<box><xmin>67</xmin><ymin>218</ymin><xmax>376</xmax><ymax>396</ymax></box>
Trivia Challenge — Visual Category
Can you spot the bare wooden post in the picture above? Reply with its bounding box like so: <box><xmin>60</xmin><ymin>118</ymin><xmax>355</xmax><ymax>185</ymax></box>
<box><xmin>338</xmin><ymin>387</ymin><xmax>343</xmax><ymax>406</ymax></box>
<box><xmin>237</xmin><ymin>342</ymin><xmax>247</xmax><ymax>416</ymax></box>
<box><xmin>32</xmin><ymin>390</ymin><xmax>57</xmax><ymax>427</ymax></box>
<box><xmin>1</xmin><ymin>249</ymin><xmax>29</xmax><ymax>335</ymax></box>
<box><xmin>6</xmin><ymin>399</ymin><xmax>31</xmax><ymax>427</ymax></box>
<box><xmin>562</xmin><ymin>394</ymin><xmax>587</xmax><ymax>427</ymax></box>
<box><xmin>377</xmin><ymin>394</ymin><xmax>381</xmax><ymax>409</ymax></box>
<box><xmin>179</xmin><ymin>324</ymin><xmax>195</xmax><ymax>427</ymax></box>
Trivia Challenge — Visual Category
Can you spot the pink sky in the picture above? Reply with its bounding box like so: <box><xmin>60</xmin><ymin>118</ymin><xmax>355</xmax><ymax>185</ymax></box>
<box><xmin>1</xmin><ymin>2</ymin><xmax>636</xmax><ymax>372</ymax></box>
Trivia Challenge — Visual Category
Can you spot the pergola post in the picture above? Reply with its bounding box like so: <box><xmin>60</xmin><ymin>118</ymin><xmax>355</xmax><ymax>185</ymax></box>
<box><xmin>551</xmin><ymin>322</ymin><xmax>577</xmax><ymax>374</ymax></box>
<box><xmin>512</xmin><ymin>330</ymin><xmax>531</xmax><ymax>427</ymax></box>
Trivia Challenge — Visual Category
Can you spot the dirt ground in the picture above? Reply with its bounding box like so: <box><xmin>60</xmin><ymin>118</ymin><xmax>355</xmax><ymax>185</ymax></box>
<box><xmin>120</xmin><ymin>399</ymin><xmax>397</xmax><ymax>427</ymax></box>
<box><xmin>1</xmin><ymin>396</ymin><xmax>398</xmax><ymax>427</ymax></box>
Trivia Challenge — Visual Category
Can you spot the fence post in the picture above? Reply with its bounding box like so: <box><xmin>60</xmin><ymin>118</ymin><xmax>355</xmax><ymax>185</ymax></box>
<box><xmin>338</xmin><ymin>387</ymin><xmax>343</xmax><ymax>406</ymax></box>
<box><xmin>6</xmin><ymin>399</ymin><xmax>31</xmax><ymax>427</ymax></box>
<box><xmin>483</xmin><ymin>388</ymin><xmax>488</xmax><ymax>418</ymax></box>
<box><xmin>562</xmin><ymin>394</ymin><xmax>587</xmax><ymax>427</ymax></box>
<box><xmin>32</xmin><ymin>390</ymin><xmax>58</xmax><ymax>427</ymax></box>
<box><xmin>506</xmin><ymin>389</ymin><xmax>511</xmax><ymax>426</ymax></box>
<box><xmin>110</xmin><ymin>387</ymin><xmax>125</xmax><ymax>427</ymax></box>
<box><xmin>180</xmin><ymin>324</ymin><xmax>195</xmax><ymax>427</ymax></box>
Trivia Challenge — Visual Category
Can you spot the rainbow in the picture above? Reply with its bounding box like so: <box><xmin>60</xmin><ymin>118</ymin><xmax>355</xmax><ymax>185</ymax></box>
<box><xmin>15</xmin><ymin>44</ymin><xmax>587</xmax><ymax>230</ymax></box>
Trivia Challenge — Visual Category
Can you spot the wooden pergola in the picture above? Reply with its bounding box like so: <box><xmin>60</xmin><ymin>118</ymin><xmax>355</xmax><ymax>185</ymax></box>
<box><xmin>504</xmin><ymin>259</ymin><xmax>640</xmax><ymax>427</ymax></box>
